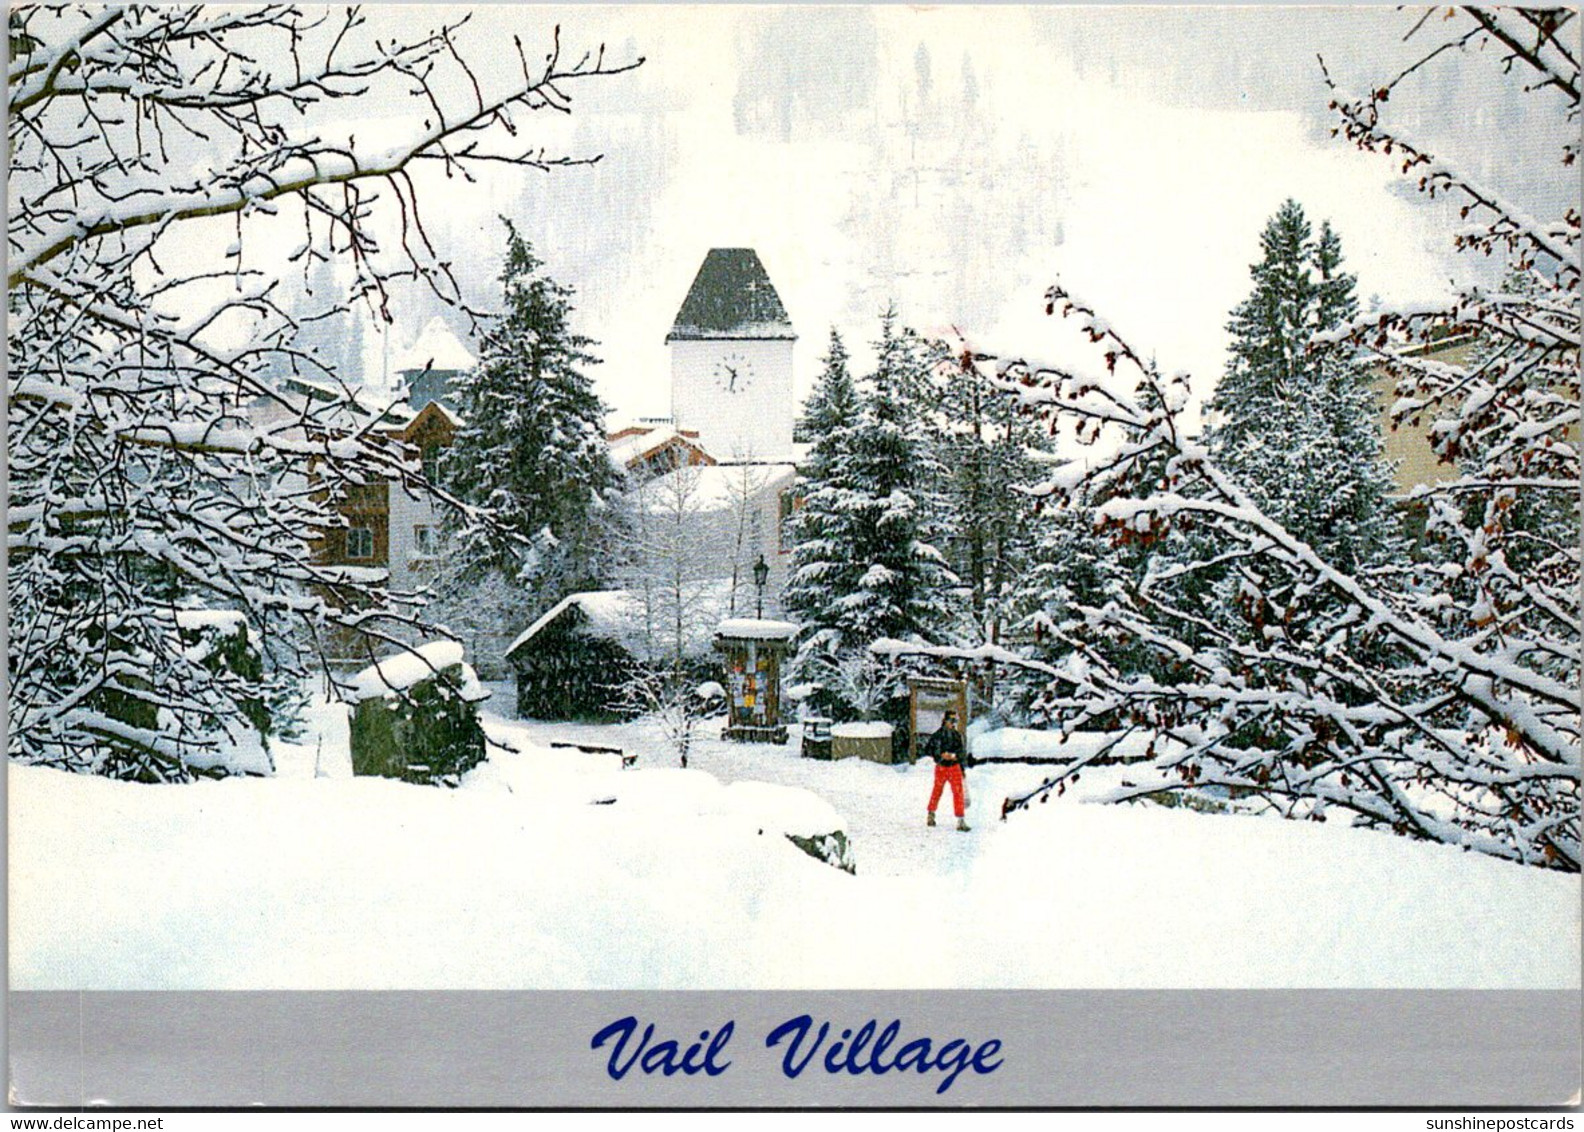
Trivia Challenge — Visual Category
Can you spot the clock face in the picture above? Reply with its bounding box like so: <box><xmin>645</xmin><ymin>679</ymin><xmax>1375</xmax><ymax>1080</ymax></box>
<box><xmin>712</xmin><ymin>351</ymin><xmax>755</xmax><ymax>395</ymax></box>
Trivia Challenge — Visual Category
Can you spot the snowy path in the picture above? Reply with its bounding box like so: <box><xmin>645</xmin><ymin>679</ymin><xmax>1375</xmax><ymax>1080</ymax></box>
<box><xmin>483</xmin><ymin>707</ymin><xmax>1058</xmax><ymax>882</ymax></box>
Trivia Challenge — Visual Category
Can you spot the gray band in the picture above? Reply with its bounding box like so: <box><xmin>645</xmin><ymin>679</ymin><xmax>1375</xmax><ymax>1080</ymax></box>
<box><xmin>9</xmin><ymin>989</ymin><xmax>1580</xmax><ymax>1108</ymax></box>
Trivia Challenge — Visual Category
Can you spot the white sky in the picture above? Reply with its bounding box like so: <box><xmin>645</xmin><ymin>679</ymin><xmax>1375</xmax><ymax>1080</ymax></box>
<box><xmin>295</xmin><ymin>6</ymin><xmax>1566</xmax><ymax>439</ymax></box>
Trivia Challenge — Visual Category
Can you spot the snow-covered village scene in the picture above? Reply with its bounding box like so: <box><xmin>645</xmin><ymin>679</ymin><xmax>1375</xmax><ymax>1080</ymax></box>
<box><xmin>7</xmin><ymin>5</ymin><xmax>1580</xmax><ymax>993</ymax></box>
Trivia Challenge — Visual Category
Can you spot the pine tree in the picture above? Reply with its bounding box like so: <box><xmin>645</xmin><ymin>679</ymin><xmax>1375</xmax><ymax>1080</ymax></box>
<box><xmin>789</xmin><ymin>313</ymin><xmax>961</xmax><ymax>722</ymax></box>
<box><xmin>438</xmin><ymin>221</ymin><xmax>621</xmax><ymax>648</ymax></box>
<box><xmin>1205</xmin><ymin>202</ymin><xmax>1401</xmax><ymax>572</ymax></box>
<box><xmin>1007</xmin><ymin>487</ymin><xmax>1113</xmax><ymax>722</ymax></box>
<box><xmin>785</xmin><ymin>330</ymin><xmax>866</xmax><ymax>711</ymax></box>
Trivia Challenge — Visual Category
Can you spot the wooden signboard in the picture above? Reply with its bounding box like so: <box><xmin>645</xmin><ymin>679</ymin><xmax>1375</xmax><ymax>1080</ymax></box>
<box><xmin>908</xmin><ymin>676</ymin><xmax>970</xmax><ymax>763</ymax></box>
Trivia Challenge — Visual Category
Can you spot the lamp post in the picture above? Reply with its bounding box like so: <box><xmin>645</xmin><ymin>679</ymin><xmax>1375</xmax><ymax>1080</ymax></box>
<box><xmin>753</xmin><ymin>554</ymin><xmax>769</xmax><ymax>619</ymax></box>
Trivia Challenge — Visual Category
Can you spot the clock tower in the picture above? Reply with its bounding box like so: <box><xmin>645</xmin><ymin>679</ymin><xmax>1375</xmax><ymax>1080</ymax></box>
<box><xmin>667</xmin><ymin>248</ymin><xmax>796</xmax><ymax>461</ymax></box>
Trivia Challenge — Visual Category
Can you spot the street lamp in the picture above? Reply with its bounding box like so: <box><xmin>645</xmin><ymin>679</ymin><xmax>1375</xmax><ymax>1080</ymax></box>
<box><xmin>753</xmin><ymin>554</ymin><xmax>769</xmax><ymax>618</ymax></box>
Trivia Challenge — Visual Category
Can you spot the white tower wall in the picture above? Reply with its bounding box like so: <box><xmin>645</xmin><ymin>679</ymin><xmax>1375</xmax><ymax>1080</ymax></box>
<box><xmin>670</xmin><ymin>338</ymin><xmax>795</xmax><ymax>462</ymax></box>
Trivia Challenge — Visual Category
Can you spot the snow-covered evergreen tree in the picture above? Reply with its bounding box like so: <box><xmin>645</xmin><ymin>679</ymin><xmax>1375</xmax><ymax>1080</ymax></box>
<box><xmin>431</xmin><ymin>222</ymin><xmax>622</xmax><ymax>674</ymax></box>
<box><xmin>788</xmin><ymin>315</ymin><xmax>962</xmax><ymax>722</ymax></box>
<box><xmin>1205</xmin><ymin>202</ymin><xmax>1401</xmax><ymax>573</ymax></box>
<box><xmin>849</xmin><ymin>311</ymin><xmax>961</xmax><ymax>657</ymax></box>
<box><xmin>936</xmin><ymin>345</ymin><xmax>1046</xmax><ymax>651</ymax></box>
<box><xmin>441</xmin><ymin>220</ymin><xmax>620</xmax><ymax>598</ymax></box>
<box><xmin>1009</xmin><ymin>375</ymin><xmax>1197</xmax><ymax>723</ymax></box>
<box><xmin>1005</xmin><ymin>486</ymin><xmax>1113</xmax><ymax>721</ymax></box>
<box><xmin>785</xmin><ymin>330</ymin><xmax>867</xmax><ymax>712</ymax></box>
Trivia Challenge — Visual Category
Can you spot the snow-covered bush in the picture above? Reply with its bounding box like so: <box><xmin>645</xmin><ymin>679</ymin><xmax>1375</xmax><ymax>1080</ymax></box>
<box><xmin>979</xmin><ymin>9</ymin><xmax>1579</xmax><ymax>870</ymax></box>
<box><xmin>6</xmin><ymin>6</ymin><xmax>638</xmax><ymax>781</ymax></box>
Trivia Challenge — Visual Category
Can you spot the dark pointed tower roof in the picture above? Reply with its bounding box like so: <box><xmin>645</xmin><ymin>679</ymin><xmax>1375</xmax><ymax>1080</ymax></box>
<box><xmin>666</xmin><ymin>248</ymin><xmax>797</xmax><ymax>342</ymax></box>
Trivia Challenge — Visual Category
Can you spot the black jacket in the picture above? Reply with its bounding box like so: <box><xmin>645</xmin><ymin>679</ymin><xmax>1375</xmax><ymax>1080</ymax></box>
<box><xmin>924</xmin><ymin>726</ymin><xmax>966</xmax><ymax>767</ymax></box>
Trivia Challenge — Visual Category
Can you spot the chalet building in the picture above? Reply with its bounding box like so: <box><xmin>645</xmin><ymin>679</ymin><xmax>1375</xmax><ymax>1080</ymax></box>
<box><xmin>242</xmin><ymin>369</ymin><xmax>459</xmax><ymax>661</ymax></box>
<box><xmin>310</xmin><ymin>397</ymin><xmax>459</xmax><ymax>598</ymax></box>
<box><xmin>384</xmin><ymin>400</ymin><xmax>459</xmax><ymax>594</ymax></box>
<box><xmin>608</xmin><ymin>423</ymin><xmax>716</xmax><ymax>480</ymax></box>
<box><xmin>310</xmin><ymin>318</ymin><xmax>471</xmax><ymax>602</ymax></box>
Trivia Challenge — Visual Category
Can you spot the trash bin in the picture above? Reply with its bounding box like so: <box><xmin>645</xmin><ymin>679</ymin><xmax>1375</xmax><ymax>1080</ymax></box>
<box><xmin>801</xmin><ymin>716</ymin><xmax>833</xmax><ymax>760</ymax></box>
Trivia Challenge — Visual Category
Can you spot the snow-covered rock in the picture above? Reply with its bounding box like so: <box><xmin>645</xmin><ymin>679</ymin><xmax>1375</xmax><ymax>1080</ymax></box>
<box><xmin>349</xmin><ymin>641</ymin><xmax>487</xmax><ymax>702</ymax></box>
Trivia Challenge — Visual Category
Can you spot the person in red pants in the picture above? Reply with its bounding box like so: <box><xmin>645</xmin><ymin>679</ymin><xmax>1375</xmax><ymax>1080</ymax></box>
<box><xmin>923</xmin><ymin>709</ymin><xmax>970</xmax><ymax>831</ymax></box>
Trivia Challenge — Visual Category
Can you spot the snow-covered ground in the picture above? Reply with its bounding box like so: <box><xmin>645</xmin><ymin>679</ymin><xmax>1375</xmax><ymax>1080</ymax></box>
<box><xmin>9</xmin><ymin>689</ymin><xmax>1578</xmax><ymax>990</ymax></box>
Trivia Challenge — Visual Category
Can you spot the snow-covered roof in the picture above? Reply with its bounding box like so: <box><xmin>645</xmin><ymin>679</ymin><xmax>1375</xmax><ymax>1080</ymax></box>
<box><xmin>349</xmin><ymin>640</ymin><xmax>487</xmax><ymax>702</ymax></box>
<box><xmin>395</xmin><ymin>397</ymin><xmax>461</xmax><ymax>435</ymax></box>
<box><xmin>507</xmin><ymin>583</ymin><xmax>739</xmax><ymax>662</ymax></box>
<box><xmin>636</xmin><ymin>461</ymin><xmax>798</xmax><ymax>513</ymax></box>
<box><xmin>666</xmin><ymin>249</ymin><xmax>796</xmax><ymax>342</ymax></box>
<box><xmin>832</xmin><ymin>721</ymin><xmax>894</xmax><ymax>739</ymax></box>
<box><xmin>394</xmin><ymin>316</ymin><xmax>476</xmax><ymax>373</ymax></box>
<box><xmin>608</xmin><ymin>425</ymin><xmax>711</xmax><ymax>469</ymax></box>
<box><xmin>716</xmin><ymin>618</ymin><xmax>798</xmax><ymax>641</ymax></box>
<box><xmin>506</xmin><ymin>591</ymin><xmax>641</xmax><ymax>658</ymax></box>
<box><xmin>427</xmin><ymin>400</ymin><xmax>463</xmax><ymax>428</ymax></box>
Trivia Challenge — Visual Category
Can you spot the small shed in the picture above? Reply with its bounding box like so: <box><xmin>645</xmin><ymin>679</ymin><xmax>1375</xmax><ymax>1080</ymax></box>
<box><xmin>505</xmin><ymin>592</ymin><xmax>644</xmax><ymax>720</ymax></box>
<box><xmin>908</xmin><ymin>676</ymin><xmax>971</xmax><ymax>763</ymax></box>
<box><xmin>348</xmin><ymin>640</ymin><xmax>490</xmax><ymax>785</ymax></box>
<box><xmin>507</xmin><ymin>586</ymin><xmax>736</xmax><ymax>721</ymax></box>
<box><xmin>714</xmin><ymin>618</ymin><xmax>797</xmax><ymax>743</ymax></box>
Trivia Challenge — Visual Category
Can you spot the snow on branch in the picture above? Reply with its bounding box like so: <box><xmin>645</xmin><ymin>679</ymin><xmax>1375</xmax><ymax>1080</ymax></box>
<box><xmin>1319</xmin><ymin>7</ymin><xmax>1579</xmax><ymax>289</ymax></box>
<box><xmin>974</xmin><ymin>9</ymin><xmax>1579</xmax><ymax>870</ymax></box>
<box><xmin>6</xmin><ymin>5</ymin><xmax>642</xmax><ymax>781</ymax></box>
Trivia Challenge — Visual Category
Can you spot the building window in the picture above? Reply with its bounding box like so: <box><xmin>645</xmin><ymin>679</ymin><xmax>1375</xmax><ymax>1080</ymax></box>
<box><xmin>422</xmin><ymin>446</ymin><xmax>442</xmax><ymax>484</ymax></box>
<box><xmin>414</xmin><ymin>525</ymin><xmax>436</xmax><ymax>557</ymax></box>
<box><xmin>345</xmin><ymin>482</ymin><xmax>384</xmax><ymax>506</ymax></box>
<box><xmin>347</xmin><ymin>526</ymin><xmax>375</xmax><ymax>560</ymax></box>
